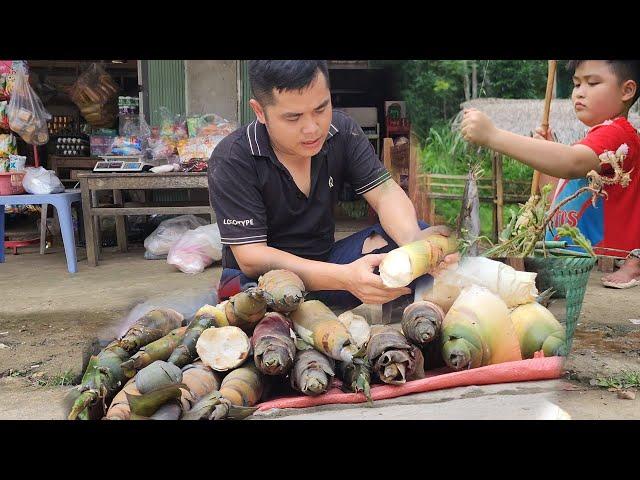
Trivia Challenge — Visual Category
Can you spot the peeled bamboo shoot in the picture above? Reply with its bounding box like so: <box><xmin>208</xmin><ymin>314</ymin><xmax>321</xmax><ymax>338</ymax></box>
<box><xmin>195</xmin><ymin>326</ymin><xmax>251</xmax><ymax>371</ymax></box>
<box><xmin>258</xmin><ymin>269</ymin><xmax>306</xmax><ymax>313</ymax></box>
<box><xmin>424</xmin><ymin>257</ymin><xmax>538</xmax><ymax>308</ymax></box>
<box><xmin>379</xmin><ymin>233</ymin><xmax>458</xmax><ymax>288</ymax></box>
<box><xmin>510</xmin><ymin>302</ymin><xmax>567</xmax><ymax>358</ymax></box>
<box><xmin>441</xmin><ymin>285</ymin><xmax>522</xmax><ymax>371</ymax></box>
<box><xmin>336</xmin><ymin>310</ymin><xmax>371</xmax><ymax>350</ymax></box>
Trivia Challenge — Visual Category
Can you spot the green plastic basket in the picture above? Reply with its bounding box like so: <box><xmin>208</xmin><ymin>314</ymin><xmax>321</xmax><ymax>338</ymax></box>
<box><xmin>524</xmin><ymin>256</ymin><xmax>597</xmax><ymax>354</ymax></box>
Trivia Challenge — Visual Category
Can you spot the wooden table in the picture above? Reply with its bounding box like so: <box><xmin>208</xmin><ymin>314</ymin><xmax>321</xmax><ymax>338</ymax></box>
<box><xmin>50</xmin><ymin>156</ymin><xmax>101</xmax><ymax>186</ymax></box>
<box><xmin>77</xmin><ymin>172</ymin><xmax>214</xmax><ymax>267</ymax></box>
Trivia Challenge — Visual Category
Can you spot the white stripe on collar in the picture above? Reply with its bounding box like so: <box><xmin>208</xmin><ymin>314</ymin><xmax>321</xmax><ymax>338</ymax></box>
<box><xmin>253</xmin><ymin>120</ymin><xmax>262</xmax><ymax>156</ymax></box>
<box><xmin>246</xmin><ymin>121</ymin><xmax>255</xmax><ymax>155</ymax></box>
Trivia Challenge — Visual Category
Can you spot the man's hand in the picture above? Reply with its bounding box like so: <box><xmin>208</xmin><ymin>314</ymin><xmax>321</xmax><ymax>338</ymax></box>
<box><xmin>460</xmin><ymin>108</ymin><xmax>498</xmax><ymax>147</ymax></box>
<box><xmin>340</xmin><ymin>254</ymin><xmax>411</xmax><ymax>305</ymax></box>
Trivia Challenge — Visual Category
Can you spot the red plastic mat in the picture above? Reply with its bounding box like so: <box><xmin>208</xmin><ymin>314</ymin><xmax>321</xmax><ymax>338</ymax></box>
<box><xmin>256</xmin><ymin>355</ymin><xmax>564</xmax><ymax>411</ymax></box>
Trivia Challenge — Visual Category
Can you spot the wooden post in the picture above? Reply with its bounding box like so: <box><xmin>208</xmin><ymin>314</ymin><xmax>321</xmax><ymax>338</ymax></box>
<box><xmin>495</xmin><ymin>152</ymin><xmax>504</xmax><ymax>238</ymax></box>
<box><xmin>425</xmin><ymin>175</ymin><xmax>435</xmax><ymax>224</ymax></box>
<box><xmin>113</xmin><ymin>189</ymin><xmax>128</xmax><ymax>253</ymax></box>
<box><xmin>409</xmin><ymin>130</ymin><xmax>418</xmax><ymax>208</ymax></box>
<box><xmin>80</xmin><ymin>178</ymin><xmax>98</xmax><ymax>267</ymax></box>
<box><xmin>382</xmin><ymin>137</ymin><xmax>393</xmax><ymax>175</ymax></box>
<box><xmin>598</xmin><ymin>256</ymin><xmax>616</xmax><ymax>273</ymax></box>
<box><xmin>491</xmin><ymin>152</ymin><xmax>498</xmax><ymax>242</ymax></box>
<box><xmin>91</xmin><ymin>190</ymin><xmax>102</xmax><ymax>259</ymax></box>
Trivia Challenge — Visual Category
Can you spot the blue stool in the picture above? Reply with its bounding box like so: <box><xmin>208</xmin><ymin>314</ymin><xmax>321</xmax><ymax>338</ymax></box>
<box><xmin>1</xmin><ymin>189</ymin><xmax>82</xmax><ymax>273</ymax></box>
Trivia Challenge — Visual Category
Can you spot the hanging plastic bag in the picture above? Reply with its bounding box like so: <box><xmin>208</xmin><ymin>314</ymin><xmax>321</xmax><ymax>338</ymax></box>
<box><xmin>167</xmin><ymin>223</ymin><xmax>222</xmax><ymax>274</ymax></box>
<box><xmin>7</xmin><ymin>65</ymin><xmax>51</xmax><ymax>145</ymax></box>
<box><xmin>22</xmin><ymin>166</ymin><xmax>65</xmax><ymax>194</ymax></box>
<box><xmin>69</xmin><ymin>63</ymin><xmax>119</xmax><ymax>106</ymax></box>
<box><xmin>144</xmin><ymin>214</ymin><xmax>209</xmax><ymax>256</ymax></box>
<box><xmin>70</xmin><ymin>63</ymin><xmax>119</xmax><ymax>128</ymax></box>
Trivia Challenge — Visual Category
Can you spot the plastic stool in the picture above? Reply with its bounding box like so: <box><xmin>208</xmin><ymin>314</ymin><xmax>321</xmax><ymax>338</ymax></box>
<box><xmin>1</xmin><ymin>189</ymin><xmax>82</xmax><ymax>273</ymax></box>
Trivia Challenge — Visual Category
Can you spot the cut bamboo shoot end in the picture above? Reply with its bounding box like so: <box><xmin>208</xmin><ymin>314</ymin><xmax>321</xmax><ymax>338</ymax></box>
<box><xmin>379</xmin><ymin>249</ymin><xmax>413</xmax><ymax>288</ymax></box>
<box><xmin>195</xmin><ymin>326</ymin><xmax>250</xmax><ymax>372</ymax></box>
<box><xmin>337</xmin><ymin>311</ymin><xmax>371</xmax><ymax>349</ymax></box>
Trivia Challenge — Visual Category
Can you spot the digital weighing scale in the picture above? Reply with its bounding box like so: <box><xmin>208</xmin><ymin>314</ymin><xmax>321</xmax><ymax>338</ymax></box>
<box><xmin>93</xmin><ymin>156</ymin><xmax>151</xmax><ymax>172</ymax></box>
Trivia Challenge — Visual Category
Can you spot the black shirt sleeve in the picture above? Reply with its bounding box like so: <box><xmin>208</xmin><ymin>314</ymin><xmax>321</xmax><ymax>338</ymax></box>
<box><xmin>342</xmin><ymin>115</ymin><xmax>392</xmax><ymax>195</ymax></box>
<box><xmin>209</xmin><ymin>141</ymin><xmax>268</xmax><ymax>246</ymax></box>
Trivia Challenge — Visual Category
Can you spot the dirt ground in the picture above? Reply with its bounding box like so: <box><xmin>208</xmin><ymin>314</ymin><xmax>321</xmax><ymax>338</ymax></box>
<box><xmin>1</xmin><ymin>226</ymin><xmax>638</xmax><ymax>419</ymax></box>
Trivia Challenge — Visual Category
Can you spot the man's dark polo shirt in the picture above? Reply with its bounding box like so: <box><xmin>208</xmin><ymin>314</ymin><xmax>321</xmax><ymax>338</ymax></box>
<box><xmin>208</xmin><ymin>110</ymin><xmax>391</xmax><ymax>271</ymax></box>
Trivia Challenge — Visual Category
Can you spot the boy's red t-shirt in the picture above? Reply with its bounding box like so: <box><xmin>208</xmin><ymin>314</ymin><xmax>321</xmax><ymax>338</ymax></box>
<box><xmin>546</xmin><ymin>117</ymin><xmax>640</xmax><ymax>257</ymax></box>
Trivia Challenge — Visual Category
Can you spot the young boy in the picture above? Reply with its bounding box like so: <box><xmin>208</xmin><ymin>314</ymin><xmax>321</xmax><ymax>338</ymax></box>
<box><xmin>461</xmin><ymin>60</ymin><xmax>640</xmax><ymax>288</ymax></box>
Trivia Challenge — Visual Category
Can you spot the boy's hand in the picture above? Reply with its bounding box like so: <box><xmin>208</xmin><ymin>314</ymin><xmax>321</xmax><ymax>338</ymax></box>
<box><xmin>533</xmin><ymin>126</ymin><xmax>555</xmax><ymax>142</ymax></box>
<box><xmin>460</xmin><ymin>108</ymin><xmax>497</xmax><ymax>147</ymax></box>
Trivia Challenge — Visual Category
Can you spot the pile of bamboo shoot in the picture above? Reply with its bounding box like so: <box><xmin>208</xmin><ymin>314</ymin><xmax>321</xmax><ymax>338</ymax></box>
<box><xmin>70</xmin><ymin>260</ymin><xmax>568</xmax><ymax>421</ymax></box>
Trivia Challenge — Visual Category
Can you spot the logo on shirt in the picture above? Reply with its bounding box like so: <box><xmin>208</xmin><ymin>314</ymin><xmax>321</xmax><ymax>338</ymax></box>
<box><xmin>329</xmin><ymin>176</ymin><xmax>334</xmax><ymax>188</ymax></box>
<box><xmin>223</xmin><ymin>218</ymin><xmax>255</xmax><ymax>227</ymax></box>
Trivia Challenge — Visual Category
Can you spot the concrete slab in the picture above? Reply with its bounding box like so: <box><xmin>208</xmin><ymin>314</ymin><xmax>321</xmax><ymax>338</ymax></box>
<box><xmin>254</xmin><ymin>380</ymin><xmax>571</xmax><ymax>420</ymax></box>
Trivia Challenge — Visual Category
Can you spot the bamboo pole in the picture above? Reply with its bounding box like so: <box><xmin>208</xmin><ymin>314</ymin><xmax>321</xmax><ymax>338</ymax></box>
<box><xmin>531</xmin><ymin>60</ymin><xmax>557</xmax><ymax>195</ymax></box>
<box><xmin>496</xmin><ymin>155</ymin><xmax>504</xmax><ymax>235</ymax></box>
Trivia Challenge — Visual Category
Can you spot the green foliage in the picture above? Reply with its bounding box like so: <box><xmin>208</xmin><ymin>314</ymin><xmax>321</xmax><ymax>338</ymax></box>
<box><xmin>399</xmin><ymin>60</ymin><xmax>467</xmax><ymax>137</ymax></box>
<box><xmin>396</xmin><ymin>60</ymin><xmax>550</xmax><ymax>136</ymax></box>
<box><xmin>415</xmin><ymin>124</ymin><xmax>531</xmax><ymax>237</ymax></box>
<box><xmin>484</xmin><ymin>60</ymin><xmax>549</xmax><ymax>99</ymax></box>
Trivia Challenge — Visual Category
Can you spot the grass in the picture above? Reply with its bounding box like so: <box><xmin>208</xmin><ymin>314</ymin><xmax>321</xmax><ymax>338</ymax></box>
<box><xmin>4</xmin><ymin>368</ymin><xmax>77</xmax><ymax>387</ymax></box>
<box><xmin>594</xmin><ymin>371</ymin><xmax>640</xmax><ymax>390</ymax></box>
<box><xmin>35</xmin><ymin>370</ymin><xmax>77</xmax><ymax>388</ymax></box>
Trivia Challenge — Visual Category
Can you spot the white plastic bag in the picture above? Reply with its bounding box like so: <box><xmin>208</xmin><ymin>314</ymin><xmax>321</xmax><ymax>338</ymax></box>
<box><xmin>167</xmin><ymin>223</ymin><xmax>222</xmax><ymax>274</ymax></box>
<box><xmin>22</xmin><ymin>166</ymin><xmax>65</xmax><ymax>194</ymax></box>
<box><xmin>143</xmin><ymin>214</ymin><xmax>208</xmax><ymax>256</ymax></box>
<box><xmin>7</xmin><ymin>65</ymin><xmax>51</xmax><ymax>145</ymax></box>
